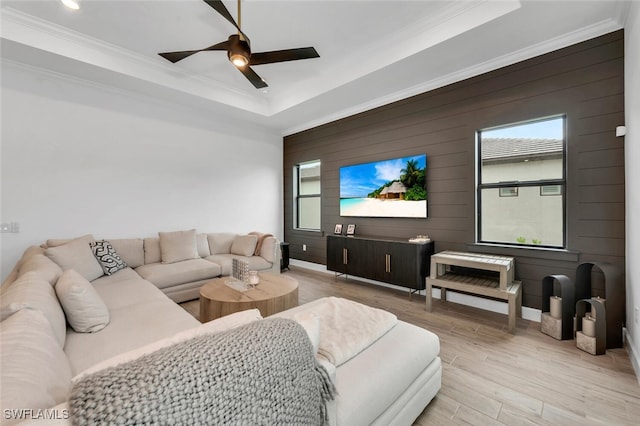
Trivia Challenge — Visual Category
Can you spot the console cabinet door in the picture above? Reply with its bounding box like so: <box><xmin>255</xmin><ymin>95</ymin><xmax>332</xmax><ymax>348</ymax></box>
<box><xmin>326</xmin><ymin>236</ymin><xmax>347</xmax><ymax>274</ymax></box>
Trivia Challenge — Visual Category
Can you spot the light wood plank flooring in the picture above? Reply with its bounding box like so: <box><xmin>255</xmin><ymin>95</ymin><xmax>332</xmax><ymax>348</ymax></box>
<box><xmin>180</xmin><ymin>267</ymin><xmax>640</xmax><ymax>425</ymax></box>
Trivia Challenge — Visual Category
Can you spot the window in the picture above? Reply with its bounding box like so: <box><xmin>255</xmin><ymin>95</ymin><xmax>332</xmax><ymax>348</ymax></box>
<box><xmin>294</xmin><ymin>160</ymin><xmax>321</xmax><ymax>230</ymax></box>
<box><xmin>477</xmin><ymin>116</ymin><xmax>566</xmax><ymax>248</ymax></box>
<box><xmin>499</xmin><ymin>187</ymin><xmax>518</xmax><ymax>197</ymax></box>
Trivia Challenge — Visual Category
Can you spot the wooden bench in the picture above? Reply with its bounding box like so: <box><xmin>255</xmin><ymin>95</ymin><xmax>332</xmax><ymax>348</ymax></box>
<box><xmin>425</xmin><ymin>251</ymin><xmax>522</xmax><ymax>334</ymax></box>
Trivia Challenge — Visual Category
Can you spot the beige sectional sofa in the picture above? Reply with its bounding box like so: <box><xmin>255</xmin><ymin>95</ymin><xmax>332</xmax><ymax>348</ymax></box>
<box><xmin>0</xmin><ymin>230</ymin><xmax>441</xmax><ymax>425</ymax></box>
<box><xmin>20</xmin><ymin>230</ymin><xmax>280</xmax><ymax>303</ymax></box>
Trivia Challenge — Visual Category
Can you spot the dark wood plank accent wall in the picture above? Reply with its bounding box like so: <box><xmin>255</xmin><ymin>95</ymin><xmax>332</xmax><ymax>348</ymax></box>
<box><xmin>283</xmin><ymin>30</ymin><xmax>625</xmax><ymax>310</ymax></box>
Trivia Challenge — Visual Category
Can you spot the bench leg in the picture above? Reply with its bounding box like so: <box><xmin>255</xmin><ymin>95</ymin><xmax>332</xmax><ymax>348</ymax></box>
<box><xmin>507</xmin><ymin>285</ymin><xmax>522</xmax><ymax>334</ymax></box>
<box><xmin>508</xmin><ymin>293</ymin><xmax>516</xmax><ymax>334</ymax></box>
<box><xmin>425</xmin><ymin>279</ymin><xmax>433</xmax><ymax>312</ymax></box>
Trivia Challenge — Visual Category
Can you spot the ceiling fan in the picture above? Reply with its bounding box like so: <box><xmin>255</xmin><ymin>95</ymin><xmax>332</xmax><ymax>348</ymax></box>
<box><xmin>159</xmin><ymin>0</ymin><xmax>320</xmax><ymax>89</ymax></box>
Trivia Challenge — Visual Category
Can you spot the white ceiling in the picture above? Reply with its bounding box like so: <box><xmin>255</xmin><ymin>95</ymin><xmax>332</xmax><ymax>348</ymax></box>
<box><xmin>0</xmin><ymin>0</ymin><xmax>630</xmax><ymax>135</ymax></box>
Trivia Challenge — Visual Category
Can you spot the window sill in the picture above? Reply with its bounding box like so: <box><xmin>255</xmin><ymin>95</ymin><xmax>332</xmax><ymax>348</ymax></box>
<box><xmin>293</xmin><ymin>228</ymin><xmax>324</xmax><ymax>235</ymax></box>
<box><xmin>466</xmin><ymin>243</ymin><xmax>579</xmax><ymax>262</ymax></box>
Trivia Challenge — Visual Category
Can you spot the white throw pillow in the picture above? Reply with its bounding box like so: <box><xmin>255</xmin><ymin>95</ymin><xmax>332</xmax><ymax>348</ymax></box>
<box><xmin>0</xmin><ymin>309</ymin><xmax>73</xmax><ymax>420</ymax></box>
<box><xmin>90</xmin><ymin>240</ymin><xmax>128</xmax><ymax>276</ymax></box>
<box><xmin>230</xmin><ymin>235</ymin><xmax>258</xmax><ymax>256</ymax></box>
<box><xmin>0</xmin><ymin>271</ymin><xmax>67</xmax><ymax>347</ymax></box>
<box><xmin>44</xmin><ymin>234</ymin><xmax>104</xmax><ymax>282</ymax></box>
<box><xmin>158</xmin><ymin>229</ymin><xmax>199</xmax><ymax>264</ymax></box>
<box><xmin>55</xmin><ymin>269</ymin><xmax>110</xmax><ymax>333</ymax></box>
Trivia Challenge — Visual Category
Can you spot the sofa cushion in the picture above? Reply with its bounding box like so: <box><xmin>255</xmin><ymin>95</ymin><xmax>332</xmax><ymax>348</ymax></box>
<box><xmin>230</xmin><ymin>235</ymin><xmax>258</xmax><ymax>256</ymax></box>
<box><xmin>75</xmin><ymin>309</ymin><xmax>263</xmax><ymax>380</ymax></box>
<box><xmin>207</xmin><ymin>233</ymin><xmax>237</xmax><ymax>254</ymax></box>
<box><xmin>109</xmin><ymin>238</ymin><xmax>144</xmax><ymax>268</ymax></box>
<box><xmin>0</xmin><ymin>309</ymin><xmax>73</xmax><ymax>423</ymax></box>
<box><xmin>159</xmin><ymin>229</ymin><xmax>199</xmax><ymax>264</ymax></box>
<box><xmin>92</xmin><ymin>271</ymin><xmax>168</xmax><ymax>310</ymax></box>
<box><xmin>0</xmin><ymin>271</ymin><xmax>67</xmax><ymax>347</ymax></box>
<box><xmin>17</xmin><ymin>253</ymin><xmax>63</xmax><ymax>286</ymax></box>
<box><xmin>90</xmin><ymin>240</ymin><xmax>128</xmax><ymax>276</ymax></box>
<box><xmin>64</xmin><ymin>298</ymin><xmax>199</xmax><ymax>375</ymax></box>
<box><xmin>55</xmin><ymin>269</ymin><xmax>110</xmax><ymax>333</ymax></box>
<box><xmin>44</xmin><ymin>234</ymin><xmax>104</xmax><ymax>282</ymax></box>
<box><xmin>205</xmin><ymin>254</ymin><xmax>271</xmax><ymax>276</ymax></box>
<box><xmin>196</xmin><ymin>233</ymin><xmax>210</xmax><ymax>257</ymax></box>
<box><xmin>135</xmin><ymin>259</ymin><xmax>221</xmax><ymax>289</ymax></box>
<box><xmin>143</xmin><ymin>237</ymin><xmax>161</xmax><ymax>264</ymax></box>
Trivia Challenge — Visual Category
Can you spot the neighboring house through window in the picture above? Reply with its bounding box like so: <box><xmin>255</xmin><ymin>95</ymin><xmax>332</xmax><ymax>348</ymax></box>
<box><xmin>294</xmin><ymin>160</ymin><xmax>321</xmax><ymax>231</ymax></box>
<box><xmin>477</xmin><ymin>116</ymin><xmax>566</xmax><ymax>248</ymax></box>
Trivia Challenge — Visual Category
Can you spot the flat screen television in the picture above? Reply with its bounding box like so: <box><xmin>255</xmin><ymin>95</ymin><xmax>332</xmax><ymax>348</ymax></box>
<box><xmin>339</xmin><ymin>154</ymin><xmax>427</xmax><ymax>218</ymax></box>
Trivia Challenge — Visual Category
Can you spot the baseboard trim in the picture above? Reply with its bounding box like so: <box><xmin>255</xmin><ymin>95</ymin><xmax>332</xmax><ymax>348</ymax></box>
<box><xmin>290</xmin><ymin>259</ymin><xmax>541</xmax><ymax>322</ymax></box>
<box><xmin>624</xmin><ymin>329</ymin><xmax>640</xmax><ymax>384</ymax></box>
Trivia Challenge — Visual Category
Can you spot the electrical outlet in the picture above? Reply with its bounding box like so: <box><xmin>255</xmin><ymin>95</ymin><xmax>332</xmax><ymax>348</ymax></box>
<box><xmin>0</xmin><ymin>223</ymin><xmax>9</xmax><ymax>233</ymax></box>
<box><xmin>635</xmin><ymin>307</ymin><xmax>639</xmax><ymax>325</ymax></box>
<box><xmin>302</xmin><ymin>244</ymin><xmax>307</xmax><ymax>252</ymax></box>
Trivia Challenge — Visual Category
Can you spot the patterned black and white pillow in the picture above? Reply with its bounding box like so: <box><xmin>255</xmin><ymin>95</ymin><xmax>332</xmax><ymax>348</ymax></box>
<box><xmin>90</xmin><ymin>240</ymin><xmax>127</xmax><ymax>276</ymax></box>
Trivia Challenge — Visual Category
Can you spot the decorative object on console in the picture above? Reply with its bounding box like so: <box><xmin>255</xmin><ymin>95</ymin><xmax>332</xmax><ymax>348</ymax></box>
<box><xmin>90</xmin><ymin>240</ymin><xmax>127</xmax><ymax>275</ymax></box>
<box><xmin>333</xmin><ymin>224</ymin><xmax>343</xmax><ymax>235</ymax></box>
<box><xmin>409</xmin><ymin>235</ymin><xmax>430</xmax><ymax>243</ymax></box>
<box><xmin>339</xmin><ymin>154</ymin><xmax>427</xmax><ymax>218</ymax></box>
<box><xmin>346</xmin><ymin>224</ymin><xmax>356</xmax><ymax>236</ymax></box>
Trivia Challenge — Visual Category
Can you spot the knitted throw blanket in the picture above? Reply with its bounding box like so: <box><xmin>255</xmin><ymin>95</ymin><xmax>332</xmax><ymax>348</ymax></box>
<box><xmin>69</xmin><ymin>318</ymin><xmax>336</xmax><ymax>425</ymax></box>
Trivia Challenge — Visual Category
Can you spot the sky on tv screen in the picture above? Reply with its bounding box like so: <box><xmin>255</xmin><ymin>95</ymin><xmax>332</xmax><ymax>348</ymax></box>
<box><xmin>340</xmin><ymin>154</ymin><xmax>426</xmax><ymax>198</ymax></box>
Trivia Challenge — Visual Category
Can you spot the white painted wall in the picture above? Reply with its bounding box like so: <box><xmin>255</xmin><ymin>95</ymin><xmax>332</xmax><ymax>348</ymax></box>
<box><xmin>624</xmin><ymin>1</ymin><xmax>640</xmax><ymax>379</ymax></box>
<box><xmin>0</xmin><ymin>62</ymin><xmax>283</xmax><ymax>281</ymax></box>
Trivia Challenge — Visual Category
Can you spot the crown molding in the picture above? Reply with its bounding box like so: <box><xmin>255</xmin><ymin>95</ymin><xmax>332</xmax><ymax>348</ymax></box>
<box><xmin>282</xmin><ymin>17</ymin><xmax>622</xmax><ymax>136</ymax></box>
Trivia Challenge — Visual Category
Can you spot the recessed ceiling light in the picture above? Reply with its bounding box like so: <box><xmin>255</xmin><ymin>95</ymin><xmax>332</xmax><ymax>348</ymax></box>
<box><xmin>61</xmin><ymin>0</ymin><xmax>80</xmax><ymax>10</ymax></box>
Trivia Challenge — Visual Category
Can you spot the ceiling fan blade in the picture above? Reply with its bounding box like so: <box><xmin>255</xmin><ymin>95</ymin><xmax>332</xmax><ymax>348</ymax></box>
<box><xmin>249</xmin><ymin>47</ymin><xmax>319</xmax><ymax>66</ymax></box>
<box><xmin>237</xmin><ymin>66</ymin><xmax>268</xmax><ymax>89</ymax></box>
<box><xmin>202</xmin><ymin>0</ymin><xmax>250</xmax><ymax>45</ymax></box>
<box><xmin>159</xmin><ymin>40</ymin><xmax>229</xmax><ymax>63</ymax></box>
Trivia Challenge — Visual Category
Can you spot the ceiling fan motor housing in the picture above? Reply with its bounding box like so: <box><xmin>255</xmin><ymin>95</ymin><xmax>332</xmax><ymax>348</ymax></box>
<box><xmin>227</xmin><ymin>34</ymin><xmax>251</xmax><ymax>67</ymax></box>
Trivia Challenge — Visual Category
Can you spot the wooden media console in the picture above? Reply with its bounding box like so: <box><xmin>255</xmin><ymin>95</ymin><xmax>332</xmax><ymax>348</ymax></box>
<box><xmin>425</xmin><ymin>251</ymin><xmax>522</xmax><ymax>334</ymax></box>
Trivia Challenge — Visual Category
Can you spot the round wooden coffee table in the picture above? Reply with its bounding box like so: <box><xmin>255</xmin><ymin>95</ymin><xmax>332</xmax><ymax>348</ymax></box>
<box><xmin>199</xmin><ymin>272</ymin><xmax>299</xmax><ymax>322</ymax></box>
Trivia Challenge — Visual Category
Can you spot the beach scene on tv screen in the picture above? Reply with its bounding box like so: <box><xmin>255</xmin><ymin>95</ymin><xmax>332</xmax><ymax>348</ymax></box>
<box><xmin>340</xmin><ymin>154</ymin><xmax>427</xmax><ymax>218</ymax></box>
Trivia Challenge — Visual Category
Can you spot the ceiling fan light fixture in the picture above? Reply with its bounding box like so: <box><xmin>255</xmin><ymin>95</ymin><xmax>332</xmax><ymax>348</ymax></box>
<box><xmin>228</xmin><ymin>35</ymin><xmax>251</xmax><ymax>68</ymax></box>
<box><xmin>230</xmin><ymin>53</ymin><xmax>249</xmax><ymax>68</ymax></box>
